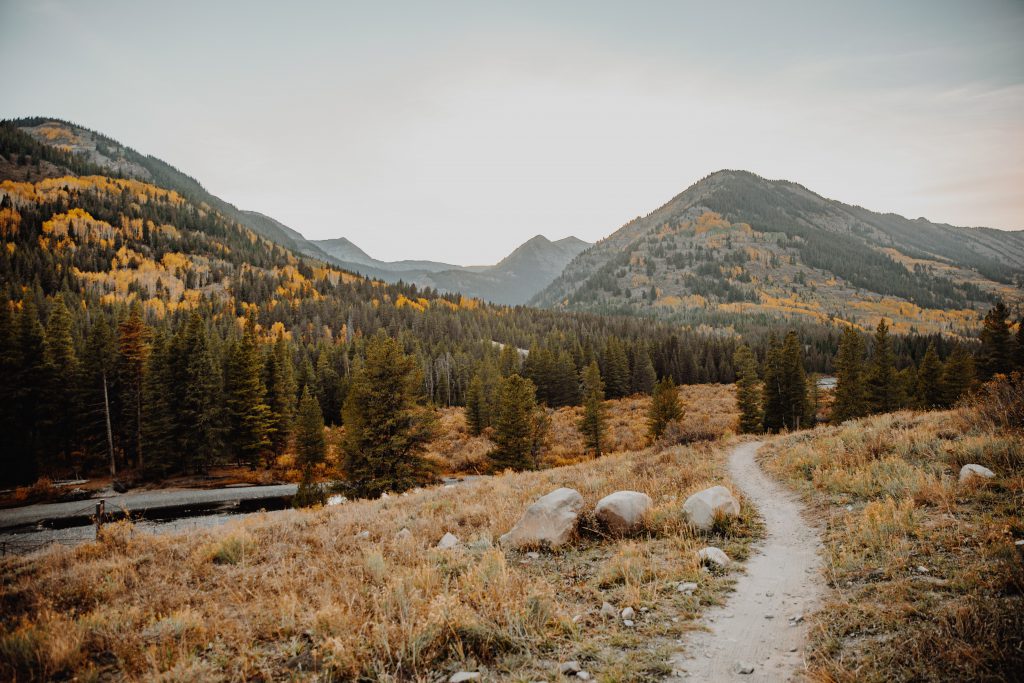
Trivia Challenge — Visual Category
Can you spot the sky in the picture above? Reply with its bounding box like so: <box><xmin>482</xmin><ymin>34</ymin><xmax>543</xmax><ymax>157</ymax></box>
<box><xmin>2</xmin><ymin>1</ymin><xmax>1023</xmax><ymax>265</ymax></box>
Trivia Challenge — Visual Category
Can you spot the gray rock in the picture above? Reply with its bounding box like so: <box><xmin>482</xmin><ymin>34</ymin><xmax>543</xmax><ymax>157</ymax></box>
<box><xmin>394</xmin><ymin>527</ymin><xmax>412</xmax><ymax>541</ymax></box>
<box><xmin>623</xmin><ymin>619</ymin><xmax>635</xmax><ymax>627</ymax></box>
<box><xmin>449</xmin><ymin>673</ymin><xmax>480</xmax><ymax>683</ymax></box>
<box><xmin>499</xmin><ymin>488</ymin><xmax>583</xmax><ymax>549</ymax></box>
<box><xmin>698</xmin><ymin>546</ymin><xmax>730</xmax><ymax>568</ymax></box>
<box><xmin>436</xmin><ymin>532</ymin><xmax>460</xmax><ymax>550</ymax></box>
<box><xmin>594</xmin><ymin>490</ymin><xmax>653</xmax><ymax>534</ymax></box>
<box><xmin>959</xmin><ymin>464</ymin><xmax>995</xmax><ymax>484</ymax></box>
<box><xmin>676</xmin><ymin>581</ymin><xmax>698</xmax><ymax>594</ymax></box>
<box><xmin>682</xmin><ymin>485</ymin><xmax>740</xmax><ymax>531</ymax></box>
<box><xmin>735</xmin><ymin>661</ymin><xmax>755</xmax><ymax>674</ymax></box>
<box><xmin>600</xmin><ymin>602</ymin><xmax>616</xmax><ymax>618</ymax></box>
<box><xmin>559</xmin><ymin>660</ymin><xmax>582</xmax><ymax>675</ymax></box>
<box><xmin>620</xmin><ymin>606</ymin><xmax>635</xmax><ymax>620</ymax></box>
<box><xmin>576</xmin><ymin>672</ymin><xmax>591</xmax><ymax>681</ymax></box>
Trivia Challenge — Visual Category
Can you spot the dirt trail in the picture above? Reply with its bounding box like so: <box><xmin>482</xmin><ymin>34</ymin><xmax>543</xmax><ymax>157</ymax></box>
<box><xmin>672</xmin><ymin>441</ymin><xmax>824</xmax><ymax>681</ymax></box>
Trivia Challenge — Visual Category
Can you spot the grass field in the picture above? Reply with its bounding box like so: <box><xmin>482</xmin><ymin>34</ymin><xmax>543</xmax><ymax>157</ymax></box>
<box><xmin>0</xmin><ymin>434</ymin><xmax>758</xmax><ymax>681</ymax></box>
<box><xmin>761</xmin><ymin>380</ymin><xmax>1024</xmax><ymax>681</ymax></box>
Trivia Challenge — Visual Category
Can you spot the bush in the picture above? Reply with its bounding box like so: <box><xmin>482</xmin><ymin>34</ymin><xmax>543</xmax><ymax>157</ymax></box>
<box><xmin>959</xmin><ymin>372</ymin><xmax>1024</xmax><ymax>433</ymax></box>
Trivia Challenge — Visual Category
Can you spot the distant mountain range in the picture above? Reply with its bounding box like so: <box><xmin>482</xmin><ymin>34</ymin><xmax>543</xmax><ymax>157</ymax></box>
<box><xmin>533</xmin><ymin>170</ymin><xmax>1024</xmax><ymax>335</ymax></box>
<box><xmin>6</xmin><ymin>119</ymin><xmax>589</xmax><ymax>305</ymax></box>
<box><xmin>311</xmin><ymin>234</ymin><xmax>591</xmax><ymax>305</ymax></box>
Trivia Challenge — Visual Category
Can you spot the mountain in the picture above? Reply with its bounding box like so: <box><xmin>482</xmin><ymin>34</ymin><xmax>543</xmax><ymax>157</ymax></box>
<box><xmin>311</xmin><ymin>233</ymin><xmax>591</xmax><ymax>305</ymax></box>
<box><xmin>532</xmin><ymin>170</ymin><xmax>1024</xmax><ymax>335</ymax></box>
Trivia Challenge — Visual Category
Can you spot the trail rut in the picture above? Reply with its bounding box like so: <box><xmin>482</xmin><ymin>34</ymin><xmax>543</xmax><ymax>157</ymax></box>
<box><xmin>672</xmin><ymin>441</ymin><xmax>824</xmax><ymax>681</ymax></box>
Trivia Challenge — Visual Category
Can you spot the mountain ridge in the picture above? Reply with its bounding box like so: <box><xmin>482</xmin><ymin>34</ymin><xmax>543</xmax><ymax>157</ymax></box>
<box><xmin>532</xmin><ymin>169</ymin><xmax>1024</xmax><ymax>335</ymax></box>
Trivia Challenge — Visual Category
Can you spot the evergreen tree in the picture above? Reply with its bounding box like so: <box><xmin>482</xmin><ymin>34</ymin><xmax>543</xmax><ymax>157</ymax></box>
<box><xmin>780</xmin><ymin>331</ymin><xmax>808</xmax><ymax>430</ymax></box>
<box><xmin>1015</xmin><ymin>319</ymin><xmax>1024</xmax><ymax>370</ymax></box>
<box><xmin>867</xmin><ymin>320</ymin><xmax>898</xmax><ymax>414</ymax></box>
<box><xmin>264</xmin><ymin>333</ymin><xmax>297</xmax><ymax>455</ymax></box>
<box><xmin>224</xmin><ymin>320</ymin><xmax>272</xmax><ymax>467</ymax></box>
<box><xmin>601</xmin><ymin>338</ymin><xmax>631</xmax><ymax>399</ymax></box>
<box><xmin>647</xmin><ymin>377</ymin><xmax>683</xmax><ymax>440</ymax></box>
<box><xmin>578</xmin><ymin>361</ymin><xmax>607</xmax><ymax>457</ymax></box>
<box><xmin>761</xmin><ymin>334</ymin><xmax>785</xmax><ymax>432</ymax></box>
<box><xmin>733</xmin><ymin>344</ymin><xmax>762</xmax><ymax>433</ymax></box>
<box><xmin>0</xmin><ymin>297</ymin><xmax>18</xmax><ymax>483</ymax></box>
<box><xmin>832</xmin><ymin>327</ymin><xmax>868</xmax><ymax>422</ymax></box>
<box><xmin>293</xmin><ymin>387</ymin><xmax>327</xmax><ymax>507</ymax></box>
<box><xmin>178</xmin><ymin>314</ymin><xmax>224</xmax><ymax>473</ymax></box>
<box><xmin>630</xmin><ymin>347</ymin><xmax>657</xmax><ymax>396</ymax></box>
<box><xmin>941</xmin><ymin>345</ymin><xmax>975</xmax><ymax>407</ymax></box>
<box><xmin>141</xmin><ymin>331</ymin><xmax>177</xmax><ymax>475</ymax></box>
<box><xmin>464</xmin><ymin>358</ymin><xmax>500</xmax><ymax>435</ymax></box>
<box><xmin>341</xmin><ymin>332</ymin><xmax>436</xmax><ymax>498</ymax></box>
<box><xmin>917</xmin><ymin>343</ymin><xmax>943</xmax><ymax>409</ymax></box>
<box><xmin>315</xmin><ymin>347</ymin><xmax>345</xmax><ymax>426</ymax></box>
<box><xmin>43</xmin><ymin>297</ymin><xmax>80</xmax><ymax>470</ymax></box>
<box><xmin>115</xmin><ymin>306</ymin><xmax>149</xmax><ymax>469</ymax></box>
<box><xmin>489</xmin><ymin>374</ymin><xmax>539</xmax><ymax>471</ymax></box>
<box><xmin>79</xmin><ymin>312</ymin><xmax>118</xmax><ymax>476</ymax></box>
<box><xmin>977</xmin><ymin>302</ymin><xmax>1013</xmax><ymax>379</ymax></box>
<box><xmin>13</xmin><ymin>299</ymin><xmax>47</xmax><ymax>481</ymax></box>
<box><xmin>549</xmin><ymin>350</ymin><xmax>581</xmax><ymax>407</ymax></box>
<box><xmin>498</xmin><ymin>343</ymin><xmax>521</xmax><ymax>377</ymax></box>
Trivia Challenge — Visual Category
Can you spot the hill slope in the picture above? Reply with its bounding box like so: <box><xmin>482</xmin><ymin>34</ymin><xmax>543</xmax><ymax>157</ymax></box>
<box><xmin>533</xmin><ymin>170</ymin><xmax>1024</xmax><ymax>335</ymax></box>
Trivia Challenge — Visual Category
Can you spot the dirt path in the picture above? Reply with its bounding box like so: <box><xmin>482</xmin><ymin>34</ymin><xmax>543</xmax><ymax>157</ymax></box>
<box><xmin>672</xmin><ymin>440</ymin><xmax>824</xmax><ymax>681</ymax></box>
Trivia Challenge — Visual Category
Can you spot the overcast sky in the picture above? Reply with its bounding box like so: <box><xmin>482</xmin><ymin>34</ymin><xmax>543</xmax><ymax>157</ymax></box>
<box><xmin>3</xmin><ymin>1</ymin><xmax>1022</xmax><ymax>264</ymax></box>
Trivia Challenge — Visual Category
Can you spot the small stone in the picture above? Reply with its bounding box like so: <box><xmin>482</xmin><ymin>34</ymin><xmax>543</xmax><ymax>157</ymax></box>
<box><xmin>789</xmin><ymin>647</ymin><xmax>798</xmax><ymax>653</ymax></box>
<box><xmin>436</xmin><ymin>532</ymin><xmax>460</xmax><ymax>550</ymax></box>
<box><xmin>789</xmin><ymin>613</ymin><xmax>804</xmax><ymax>624</ymax></box>
<box><xmin>676</xmin><ymin>581</ymin><xmax>698</xmax><ymax>594</ymax></box>
<box><xmin>765</xmin><ymin>591</ymin><xmax>774</xmax><ymax>597</ymax></box>
<box><xmin>764</xmin><ymin>614</ymin><xmax>774</xmax><ymax>619</ymax></box>
<box><xmin>697</xmin><ymin>546</ymin><xmax>730</xmax><ymax>568</ymax></box>
<box><xmin>380</xmin><ymin>492</ymin><xmax>390</xmax><ymax>499</ymax></box>
<box><xmin>959</xmin><ymin>464</ymin><xmax>995</xmax><ymax>484</ymax></box>
<box><xmin>354</xmin><ymin>530</ymin><xmax>370</xmax><ymax>539</ymax></box>
<box><xmin>620</xmin><ymin>607</ymin><xmax>635</xmax><ymax>620</ymax></box>
<box><xmin>916</xmin><ymin>565</ymin><xmax>928</xmax><ymax>573</ymax></box>
<box><xmin>576</xmin><ymin>672</ymin><xmax>591</xmax><ymax>681</ymax></box>
<box><xmin>623</xmin><ymin>619</ymin><xmax>635</xmax><ymax>627</ymax></box>
<box><xmin>559</xmin><ymin>660</ymin><xmax>581</xmax><ymax>675</ymax></box>
<box><xmin>526</xmin><ymin>551</ymin><xmax>540</xmax><ymax>559</ymax></box>
<box><xmin>449</xmin><ymin>673</ymin><xmax>480</xmax><ymax>683</ymax></box>
<box><xmin>600</xmin><ymin>602</ymin><xmax>616</xmax><ymax>618</ymax></box>
<box><xmin>735</xmin><ymin>661</ymin><xmax>755</xmax><ymax>675</ymax></box>
<box><xmin>394</xmin><ymin>527</ymin><xmax>412</xmax><ymax>541</ymax></box>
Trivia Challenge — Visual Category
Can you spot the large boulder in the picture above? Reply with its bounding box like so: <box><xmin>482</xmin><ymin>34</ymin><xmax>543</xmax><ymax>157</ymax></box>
<box><xmin>595</xmin><ymin>490</ymin><xmax>653</xmax><ymax>534</ymax></box>
<box><xmin>682</xmin><ymin>485</ymin><xmax>740</xmax><ymax>531</ymax></box>
<box><xmin>499</xmin><ymin>487</ymin><xmax>583</xmax><ymax>549</ymax></box>
<box><xmin>959</xmin><ymin>464</ymin><xmax>995</xmax><ymax>484</ymax></box>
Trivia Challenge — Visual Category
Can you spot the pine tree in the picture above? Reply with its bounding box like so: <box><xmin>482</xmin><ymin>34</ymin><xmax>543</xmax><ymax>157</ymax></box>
<box><xmin>601</xmin><ymin>338</ymin><xmax>631</xmax><ymax>399</ymax></box>
<box><xmin>341</xmin><ymin>332</ymin><xmax>436</xmax><ymax>498</ymax></box>
<box><xmin>977</xmin><ymin>302</ymin><xmax>1013</xmax><ymax>379</ymax></box>
<box><xmin>179</xmin><ymin>314</ymin><xmax>224</xmax><ymax>473</ymax></box>
<box><xmin>0</xmin><ymin>297</ymin><xmax>18</xmax><ymax>484</ymax></box>
<box><xmin>489</xmin><ymin>374</ymin><xmax>539</xmax><ymax>471</ymax></box>
<box><xmin>141</xmin><ymin>332</ymin><xmax>177</xmax><ymax>475</ymax></box>
<box><xmin>550</xmin><ymin>350</ymin><xmax>581</xmax><ymax>407</ymax></box>
<box><xmin>917</xmin><ymin>343</ymin><xmax>943</xmax><ymax>409</ymax></box>
<box><xmin>498</xmin><ymin>343</ymin><xmax>521</xmax><ymax>377</ymax></box>
<box><xmin>224</xmin><ymin>320</ymin><xmax>272</xmax><ymax>468</ymax></box>
<box><xmin>761</xmin><ymin>334</ymin><xmax>784</xmax><ymax>432</ymax></box>
<box><xmin>630</xmin><ymin>347</ymin><xmax>657</xmax><ymax>396</ymax></box>
<box><xmin>13</xmin><ymin>299</ymin><xmax>48</xmax><ymax>481</ymax></box>
<box><xmin>43</xmin><ymin>297</ymin><xmax>80</xmax><ymax>470</ymax></box>
<box><xmin>465</xmin><ymin>357</ymin><xmax>500</xmax><ymax>435</ymax></box>
<box><xmin>648</xmin><ymin>377</ymin><xmax>683</xmax><ymax>440</ymax></box>
<box><xmin>264</xmin><ymin>333</ymin><xmax>297</xmax><ymax>455</ymax></box>
<box><xmin>832</xmin><ymin>327</ymin><xmax>868</xmax><ymax>422</ymax></box>
<box><xmin>1015</xmin><ymin>319</ymin><xmax>1024</xmax><ymax>370</ymax></box>
<box><xmin>733</xmin><ymin>344</ymin><xmax>762</xmax><ymax>433</ymax></box>
<box><xmin>79</xmin><ymin>312</ymin><xmax>118</xmax><ymax>477</ymax></box>
<box><xmin>578</xmin><ymin>361</ymin><xmax>607</xmax><ymax>457</ymax></box>
<box><xmin>780</xmin><ymin>331</ymin><xmax>808</xmax><ymax>430</ymax></box>
<box><xmin>293</xmin><ymin>387</ymin><xmax>327</xmax><ymax>507</ymax></box>
<box><xmin>941</xmin><ymin>345</ymin><xmax>975</xmax><ymax>407</ymax></box>
<box><xmin>115</xmin><ymin>306</ymin><xmax>149</xmax><ymax>469</ymax></box>
<box><xmin>315</xmin><ymin>347</ymin><xmax>345</xmax><ymax>426</ymax></box>
<box><xmin>867</xmin><ymin>320</ymin><xmax>898</xmax><ymax>414</ymax></box>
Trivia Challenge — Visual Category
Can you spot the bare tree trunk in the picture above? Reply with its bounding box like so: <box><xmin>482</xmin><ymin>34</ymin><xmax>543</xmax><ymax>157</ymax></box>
<box><xmin>103</xmin><ymin>371</ymin><xmax>116</xmax><ymax>477</ymax></box>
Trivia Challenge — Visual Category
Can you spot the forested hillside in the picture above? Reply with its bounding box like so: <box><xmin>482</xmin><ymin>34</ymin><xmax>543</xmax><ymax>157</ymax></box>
<box><xmin>0</xmin><ymin>119</ymin><xmax>735</xmax><ymax>486</ymax></box>
<box><xmin>533</xmin><ymin>170</ymin><xmax>1024</xmax><ymax>335</ymax></box>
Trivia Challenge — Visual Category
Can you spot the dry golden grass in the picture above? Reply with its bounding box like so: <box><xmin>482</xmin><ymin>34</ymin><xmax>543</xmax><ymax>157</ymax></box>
<box><xmin>761</xmin><ymin>401</ymin><xmax>1024</xmax><ymax>682</ymax></box>
<box><xmin>0</xmin><ymin>439</ymin><xmax>761</xmax><ymax>681</ymax></box>
<box><xmin>425</xmin><ymin>384</ymin><xmax>738</xmax><ymax>474</ymax></box>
